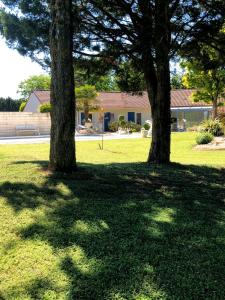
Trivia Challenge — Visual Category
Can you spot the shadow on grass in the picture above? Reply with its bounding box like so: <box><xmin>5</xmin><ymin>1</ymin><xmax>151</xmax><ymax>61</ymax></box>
<box><xmin>1</xmin><ymin>161</ymin><xmax>225</xmax><ymax>299</ymax></box>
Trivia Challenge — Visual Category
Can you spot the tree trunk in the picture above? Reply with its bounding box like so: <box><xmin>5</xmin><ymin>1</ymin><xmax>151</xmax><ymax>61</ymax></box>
<box><xmin>212</xmin><ymin>97</ymin><xmax>218</xmax><ymax>120</ymax></box>
<box><xmin>147</xmin><ymin>72</ymin><xmax>171</xmax><ymax>164</ymax></box>
<box><xmin>84</xmin><ymin>101</ymin><xmax>89</xmax><ymax>122</ymax></box>
<box><xmin>146</xmin><ymin>0</ymin><xmax>171</xmax><ymax>164</ymax></box>
<box><xmin>49</xmin><ymin>0</ymin><xmax>76</xmax><ymax>172</ymax></box>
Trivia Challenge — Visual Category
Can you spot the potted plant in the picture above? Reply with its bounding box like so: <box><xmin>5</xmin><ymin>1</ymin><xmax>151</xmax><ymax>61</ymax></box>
<box><xmin>118</xmin><ymin>119</ymin><xmax>127</xmax><ymax>134</ymax></box>
<box><xmin>141</xmin><ymin>122</ymin><xmax>150</xmax><ymax>138</ymax></box>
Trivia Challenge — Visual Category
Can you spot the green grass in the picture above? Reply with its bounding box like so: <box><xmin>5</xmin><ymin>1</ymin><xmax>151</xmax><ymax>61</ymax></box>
<box><xmin>0</xmin><ymin>132</ymin><xmax>225</xmax><ymax>299</ymax></box>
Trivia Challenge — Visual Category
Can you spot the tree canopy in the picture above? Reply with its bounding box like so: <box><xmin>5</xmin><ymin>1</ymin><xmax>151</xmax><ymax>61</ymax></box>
<box><xmin>18</xmin><ymin>74</ymin><xmax>51</xmax><ymax>99</ymax></box>
<box><xmin>182</xmin><ymin>58</ymin><xmax>225</xmax><ymax>119</ymax></box>
<box><xmin>76</xmin><ymin>85</ymin><xmax>99</xmax><ymax>122</ymax></box>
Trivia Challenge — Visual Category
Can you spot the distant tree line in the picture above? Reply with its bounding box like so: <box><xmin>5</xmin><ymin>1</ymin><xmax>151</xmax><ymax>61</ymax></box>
<box><xmin>0</xmin><ymin>97</ymin><xmax>23</xmax><ymax>112</ymax></box>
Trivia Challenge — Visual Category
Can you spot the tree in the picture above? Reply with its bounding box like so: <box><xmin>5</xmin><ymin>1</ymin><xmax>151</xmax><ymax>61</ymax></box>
<box><xmin>171</xmin><ymin>73</ymin><xmax>184</xmax><ymax>90</ymax></box>
<box><xmin>1</xmin><ymin>1</ymin><xmax>224</xmax><ymax>164</ymax></box>
<box><xmin>18</xmin><ymin>75</ymin><xmax>51</xmax><ymax>99</ymax></box>
<box><xmin>49</xmin><ymin>0</ymin><xmax>76</xmax><ymax>172</ymax></box>
<box><xmin>76</xmin><ymin>85</ymin><xmax>99</xmax><ymax>122</ymax></box>
<box><xmin>79</xmin><ymin>0</ymin><xmax>224</xmax><ymax>163</ymax></box>
<box><xmin>182</xmin><ymin>60</ymin><xmax>225</xmax><ymax>119</ymax></box>
<box><xmin>0</xmin><ymin>97</ymin><xmax>22</xmax><ymax>111</ymax></box>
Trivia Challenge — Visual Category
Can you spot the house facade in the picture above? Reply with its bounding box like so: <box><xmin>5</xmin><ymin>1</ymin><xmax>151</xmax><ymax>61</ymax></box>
<box><xmin>24</xmin><ymin>89</ymin><xmax>213</xmax><ymax>131</ymax></box>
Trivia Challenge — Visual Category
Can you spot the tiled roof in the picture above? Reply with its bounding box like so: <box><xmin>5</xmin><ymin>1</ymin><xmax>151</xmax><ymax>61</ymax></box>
<box><xmin>33</xmin><ymin>90</ymin><xmax>51</xmax><ymax>104</ymax></box>
<box><xmin>33</xmin><ymin>89</ymin><xmax>213</xmax><ymax>109</ymax></box>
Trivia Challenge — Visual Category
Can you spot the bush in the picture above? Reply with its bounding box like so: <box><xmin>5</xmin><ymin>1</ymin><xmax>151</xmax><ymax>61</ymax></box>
<box><xmin>40</xmin><ymin>103</ymin><xmax>52</xmax><ymax>113</ymax></box>
<box><xmin>118</xmin><ymin>115</ymin><xmax>125</xmax><ymax>122</ymax></box>
<box><xmin>127</xmin><ymin>122</ymin><xmax>141</xmax><ymax>132</ymax></box>
<box><xmin>19</xmin><ymin>101</ymin><xmax>27</xmax><ymax>112</ymax></box>
<box><xmin>196</xmin><ymin>132</ymin><xmax>214</xmax><ymax>145</ymax></box>
<box><xmin>199</xmin><ymin>118</ymin><xmax>224</xmax><ymax>136</ymax></box>
<box><xmin>109</xmin><ymin>121</ymin><xmax>141</xmax><ymax>132</ymax></box>
<box><xmin>143</xmin><ymin>123</ymin><xmax>150</xmax><ymax>130</ymax></box>
<box><xmin>109</xmin><ymin>121</ymin><xmax>119</xmax><ymax>132</ymax></box>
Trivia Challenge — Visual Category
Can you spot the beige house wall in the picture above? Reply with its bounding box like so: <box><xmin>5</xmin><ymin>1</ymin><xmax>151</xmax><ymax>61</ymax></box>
<box><xmin>77</xmin><ymin>109</ymin><xmax>152</xmax><ymax>130</ymax></box>
<box><xmin>0</xmin><ymin>112</ymin><xmax>51</xmax><ymax>136</ymax></box>
<box><xmin>24</xmin><ymin>94</ymin><xmax>41</xmax><ymax>112</ymax></box>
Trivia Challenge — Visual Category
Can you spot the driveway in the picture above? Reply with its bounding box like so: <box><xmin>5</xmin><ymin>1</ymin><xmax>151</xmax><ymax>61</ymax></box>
<box><xmin>0</xmin><ymin>133</ymin><xmax>141</xmax><ymax>145</ymax></box>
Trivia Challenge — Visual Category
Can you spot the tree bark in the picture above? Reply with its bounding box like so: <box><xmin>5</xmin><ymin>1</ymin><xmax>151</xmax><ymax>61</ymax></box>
<box><xmin>145</xmin><ymin>0</ymin><xmax>171</xmax><ymax>164</ymax></box>
<box><xmin>49</xmin><ymin>0</ymin><xmax>76</xmax><ymax>172</ymax></box>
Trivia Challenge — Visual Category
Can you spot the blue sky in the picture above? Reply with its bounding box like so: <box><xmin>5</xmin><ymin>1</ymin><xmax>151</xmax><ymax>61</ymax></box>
<box><xmin>0</xmin><ymin>37</ymin><xmax>47</xmax><ymax>99</ymax></box>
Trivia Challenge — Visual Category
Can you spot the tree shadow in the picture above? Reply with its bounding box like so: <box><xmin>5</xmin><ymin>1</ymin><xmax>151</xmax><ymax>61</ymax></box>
<box><xmin>1</xmin><ymin>161</ymin><xmax>225</xmax><ymax>299</ymax></box>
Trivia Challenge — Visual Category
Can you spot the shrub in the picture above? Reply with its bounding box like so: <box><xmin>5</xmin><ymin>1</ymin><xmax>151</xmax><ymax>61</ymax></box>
<box><xmin>19</xmin><ymin>101</ymin><xmax>27</xmax><ymax>112</ymax></box>
<box><xmin>143</xmin><ymin>123</ymin><xmax>150</xmax><ymax>130</ymax></box>
<box><xmin>109</xmin><ymin>121</ymin><xmax>141</xmax><ymax>132</ymax></box>
<box><xmin>196</xmin><ymin>132</ymin><xmax>214</xmax><ymax>145</ymax></box>
<box><xmin>109</xmin><ymin>121</ymin><xmax>119</xmax><ymax>132</ymax></box>
<box><xmin>127</xmin><ymin>122</ymin><xmax>141</xmax><ymax>132</ymax></box>
<box><xmin>118</xmin><ymin>115</ymin><xmax>125</xmax><ymax>122</ymax></box>
<box><xmin>119</xmin><ymin>119</ymin><xmax>127</xmax><ymax>129</ymax></box>
<box><xmin>199</xmin><ymin>118</ymin><xmax>224</xmax><ymax>136</ymax></box>
<box><xmin>40</xmin><ymin>103</ymin><xmax>52</xmax><ymax>113</ymax></box>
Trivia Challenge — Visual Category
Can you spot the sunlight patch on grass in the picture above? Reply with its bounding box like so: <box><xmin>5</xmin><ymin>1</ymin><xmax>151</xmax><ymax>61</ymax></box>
<box><xmin>0</xmin><ymin>240</ymin><xmax>68</xmax><ymax>299</ymax></box>
<box><xmin>151</xmin><ymin>207</ymin><xmax>175</xmax><ymax>223</ymax></box>
<box><xmin>73</xmin><ymin>220</ymin><xmax>109</xmax><ymax>234</ymax></box>
<box><xmin>67</xmin><ymin>246</ymin><xmax>103</xmax><ymax>275</ymax></box>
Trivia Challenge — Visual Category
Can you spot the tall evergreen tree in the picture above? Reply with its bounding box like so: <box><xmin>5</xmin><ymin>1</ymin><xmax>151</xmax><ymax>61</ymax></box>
<box><xmin>49</xmin><ymin>0</ymin><xmax>76</xmax><ymax>172</ymax></box>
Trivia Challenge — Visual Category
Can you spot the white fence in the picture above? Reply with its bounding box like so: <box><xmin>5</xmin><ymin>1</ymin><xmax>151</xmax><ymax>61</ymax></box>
<box><xmin>0</xmin><ymin>112</ymin><xmax>51</xmax><ymax>137</ymax></box>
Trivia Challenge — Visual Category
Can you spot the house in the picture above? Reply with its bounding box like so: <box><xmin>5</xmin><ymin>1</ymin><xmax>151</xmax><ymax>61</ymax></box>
<box><xmin>24</xmin><ymin>89</ymin><xmax>213</xmax><ymax>131</ymax></box>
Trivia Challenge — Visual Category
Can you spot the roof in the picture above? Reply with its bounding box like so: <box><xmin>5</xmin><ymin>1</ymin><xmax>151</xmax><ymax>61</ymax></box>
<box><xmin>32</xmin><ymin>89</ymin><xmax>213</xmax><ymax>109</ymax></box>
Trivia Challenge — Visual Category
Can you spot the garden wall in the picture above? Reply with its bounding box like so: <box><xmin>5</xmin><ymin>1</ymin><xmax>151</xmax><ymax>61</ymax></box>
<box><xmin>0</xmin><ymin>112</ymin><xmax>51</xmax><ymax>137</ymax></box>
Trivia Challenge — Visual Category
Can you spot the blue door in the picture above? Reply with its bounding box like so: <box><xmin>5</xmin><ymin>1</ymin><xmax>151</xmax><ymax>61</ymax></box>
<box><xmin>104</xmin><ymin>112</ymin><xmax>111</xmax><ymax>131</ymax></box>
<box><xmin>128</xmin><ymin>112</ymin><xmax>135</xmax><ymax>122</ymax></box>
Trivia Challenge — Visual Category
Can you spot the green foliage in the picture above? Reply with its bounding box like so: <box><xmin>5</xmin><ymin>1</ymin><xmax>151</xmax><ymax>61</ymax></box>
<box><xmin>116</xmin><ymin>61</ymin><xmax>146</xmax><ymax>93</ymax></box>
<box><xmin>18</xmin><ymin>75</ymin><xmax>51</xmax><ymax>99</ymax></box>
<box><xmin>118</xmin><ymin>115</ymin><xmax>125</xmax><ymax>122</ymax></box>
<box><xmin>76</xmin><ymin>66</ymin><xmax>119</xmax><ymax>92</ymax></box>
<box><xmin>76</xmin><ymin>85</ymin><xmax>99</xmax><ymax>122</ymax></box>
<box><xmin>108</xmin><ymin>121</ymin><xmax>119</xmax><ymax>132</ymax></box>
<box><xmin>19</xmin><ymin>101</ymin><xmax>27</xmax><ymax>112</ymax></box>
<box><xmin>199</xmin><ymin>119</ymin><xmax>224</xmax><ymax>137</ymax></box>
<box><xmin>109</xmin><ymin>121</ymin><xmax>141</xmax><ymax>132</ymax></box>
<box><xmin>119</xmin><ymin>119</ymin><xmax>127</xmax><ymax>129</ymax></box>
<box><xmin>182</xmin><ymin>56</ymin><xmax>225</xmax><ymax>116</ymax></box>
<box><xmin>40</xmin><ymin>103</ymin><xmax>52</xmax><ymax>113</ymax></box>
<box><xmin>0</xmin><ymin>97</ymin><xmax>22</xmax><ymax>111</ymax></box>
<box><xmin>196</xmin><ymin>132</ymin><xmax>214</xmax><ymax>145</ymax></box>
<box><xmin>127</xmin><ymin>122</ymin><xmax>141</xmax><ymax>132</ymax></box>
<box><xmin>171</xmin><ymin>73</ymin><xmax>184</xmax><ymax>89</ymax></box>
<box><xmin>75</xmin><ymin>85</ymin><xmax>98</xmax><ymax>102</ymax></box>
<box><xmin>143</xmin><ymin>123</ymin><xmax>150</xmax><ymax>130</ymax></box>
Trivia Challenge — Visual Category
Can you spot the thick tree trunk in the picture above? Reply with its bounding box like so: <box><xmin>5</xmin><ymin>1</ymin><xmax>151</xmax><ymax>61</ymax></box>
<box><xmin>145</xmin><ymin>0</ymin><xmax>171</xmax><ymax>164</ymax></box>
<box><xmin>49</xmin><ymin>0</ymin><xmax>76</xmax><ymax>172</ymax></box>
<box><xmin>212</xmin><ymin>97</ymin><xmax>218</xmax><ymax>120</ymax></box>
<box><xmin>146</xmin><ymin>69</ymin><xmax>171</xmax><ymax>164</ymax></box>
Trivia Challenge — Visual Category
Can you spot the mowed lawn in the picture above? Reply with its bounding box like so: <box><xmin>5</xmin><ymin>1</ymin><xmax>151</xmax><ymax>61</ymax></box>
<box><xmin>0</xmin><ymin>132</ymin><xmax>225</xmax><ymax>299</ymax></box>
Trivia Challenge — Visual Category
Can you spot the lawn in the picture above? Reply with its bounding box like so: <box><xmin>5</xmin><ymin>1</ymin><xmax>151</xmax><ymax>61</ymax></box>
<box><xmin>0</xmin><ymin>132</ymin><xmax>225</xmax><ymax>299</ymax></box>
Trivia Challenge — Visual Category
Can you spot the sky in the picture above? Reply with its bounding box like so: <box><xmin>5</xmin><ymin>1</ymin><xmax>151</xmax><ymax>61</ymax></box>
<box><xmin>0</xmin><ymin>37</ymin><xmax>47</xmax><ymax>99</ymax></box>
